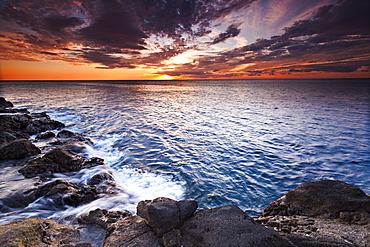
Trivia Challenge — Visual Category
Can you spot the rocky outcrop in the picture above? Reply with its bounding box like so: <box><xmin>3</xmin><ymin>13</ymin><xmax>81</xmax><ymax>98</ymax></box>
<box><xmin>0</xmin><ymin>139</ymin><xmax>40</xmax><ymax>160</ymax></box>
<box><xmin>179</xmin><ymin>204</ymin><xmax>293</xmax><ymax>247</ymax></box>
<box><xmin>104</xmin><ymin>216</ymin><xmax>162</xmax><ymax>247</ymax></box>
<box><xmin>137</xmin><ymin>197</ymin><xmax>198</xmax><ymax>237</ymax></box>
<box><xmin>18</xmin><ymin>149</ymin><xmax>104</xmax><ymax>178</ymax></box>
<box><xmin>25</xmin><ymin>179</ymin><xmax>99</xmax><ymax>207</ymax></box>
<box><xmin>77</xmin><ymin>208</ymin><xmax>132</xmax><ymax>229</ymax></box>
<box><xmin>262</xmin><ymin>180</ymin><xmax>370</xmax><ymax>222</ymax></box>
<box><xmin>256</xmin><ymin>180</ymin><xmax>370</xmax><ymax>247</ymax></box>
<box><xmin>18</xmin><ymin>148</ymin><xmax>84</xmax><ymax>177</ymax></box>
<box><xmin>0</xmin><ymin>217</ymin><xmax>91</xmax><ymax>247</ymax></box>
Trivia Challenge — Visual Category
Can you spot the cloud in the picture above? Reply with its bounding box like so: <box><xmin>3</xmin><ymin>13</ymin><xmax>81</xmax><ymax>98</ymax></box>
<box><xmin>0</xmin><ymin>0</ymin><xmax>369</xmax><ymax>77</ymax></box>
<box><xmin>174</xmin><ymin>0</ymin><xmax>370</xmax><ymax>78</ymax></box>
<box><xmin>211</xmin><ymin>24</ymin><xmax>241</xmax><ymax>44</ymax></box>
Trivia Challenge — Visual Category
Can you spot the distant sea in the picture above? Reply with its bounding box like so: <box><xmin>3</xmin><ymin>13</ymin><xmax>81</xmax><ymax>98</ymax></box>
<box><xmin>1</xmin><ymin>79</ymin><xmax>369</xmax><ymax>223</ymax></box>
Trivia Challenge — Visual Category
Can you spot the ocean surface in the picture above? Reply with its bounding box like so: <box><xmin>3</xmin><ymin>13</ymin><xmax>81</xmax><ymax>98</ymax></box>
<box><xmin>1</xmin><ymin>79</ymin><xmax>369</xmax><ymax>224</ymax></box>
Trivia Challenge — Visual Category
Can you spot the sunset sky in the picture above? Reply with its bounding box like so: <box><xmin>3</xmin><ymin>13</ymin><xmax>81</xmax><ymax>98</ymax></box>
<box><xmin>1</xmin><ymin>0</ymin><xmax>369</xmax><ymax>80</ymax></box>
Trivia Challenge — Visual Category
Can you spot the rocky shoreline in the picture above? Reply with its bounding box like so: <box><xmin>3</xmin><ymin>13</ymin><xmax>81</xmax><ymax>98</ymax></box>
<box><xmin>1</xmin><ymin>97</ymin><xmax>369</xmax><ymax>247</ymax></box>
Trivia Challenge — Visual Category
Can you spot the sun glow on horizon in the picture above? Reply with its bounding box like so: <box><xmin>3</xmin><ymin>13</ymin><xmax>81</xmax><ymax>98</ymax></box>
<box><xmin>154</xmin><ymin>74</ymin><xmax>175</xmax><ymax>80</ymax></box>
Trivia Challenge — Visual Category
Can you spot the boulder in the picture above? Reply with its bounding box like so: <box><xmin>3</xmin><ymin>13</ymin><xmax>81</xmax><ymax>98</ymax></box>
<box><xmin>262</xmin><ymin>180</ymin><xmax>370</xmax><ymax>220</ymax></box>
<box><xmin>77</xmin><ymin>208</ymin><xmax>132</xmax><ymax>229</ymax></box>
<box><xmin>0</xmin><ymin>139</ymin><xmax>40</xmax><ymax>160</ymax></box>
<box><xmin>36</xmin><ymin>131</ymin><xmax>56</xmax><ymax>139</ymax></box>
<box><xmin>0</xmin><ymin>97</ymin><xmax>13</xmax><ymax>108</ymax></box>
<box><xmin>27</xmin><ymin>179</ymin><xmax>99</xmax><ymax>207</ymax></box>
<box><xmin>104</xmin><ymin>216</ymin><xmax>162</xmax><ymax>247</ymax></box>
<box><xmin>87</xmin><ymin>172</ymin><xmax>117</xmax><ymax>194</ymax></box>
<box><xmin>137</xmin><ymin>197</ymin><xmax>198</xmax><ymax>237</ymax></box>
<box><xmin>179</xmin><ymin>204</ymin><xmax>294</xmax><ymax>247</ymax></box>
<box><xmin>19</xmin><ymin>148</ymin><xmax>85</xmax><ymax>178</ymax></box>
<box><xmin>0</xmin><ymin>217</ymin><xmax>91</xmax><ymax>247</ymax></box>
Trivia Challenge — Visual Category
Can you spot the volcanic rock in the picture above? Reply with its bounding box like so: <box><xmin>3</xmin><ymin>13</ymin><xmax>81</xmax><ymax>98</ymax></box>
<box><xmin>0</xmin><ymin>139</ymin><xmax>41</xmax><ymax>160</ymax></box>
<box><xmin>104</xmin><ymin>215</ymin><xmax>162</xmax><ymax>247</ymax></box>
<box><xmin>262</xmin><ymin>180</ymin><xmax>370</xmax><ymax>221</ymax></box>
<box><xmin>77</xmin><ymin>208</ymin><xmax>132</xmax><ymax>229</ymax></box>
<box><xmin>0</xmin><ymin>217</ymin><xmax>91</xmax><ymax>247</ymax></box>
<box><xmin>27</xmin><ymin>179</ymin><xmax>99</xmax><ymax>207</ymax></box>
<box><xmin>36</xmin><ymin>131</ymin><xmax>56</xmax><ymax>139</ymax></box>
<box><xmin>18</xmin><ymin>148</ymin><xmax>85</xmax><ymax>178</ymax></box>
<box><xmin>137</xmin><ymin>197</ymin><xmax>198</xmax><ymax>237</ymax></box>
<box><xmin>179</xmin><ymin>204</ymin><xmax>294</xmax><ymax>247</ymax></box>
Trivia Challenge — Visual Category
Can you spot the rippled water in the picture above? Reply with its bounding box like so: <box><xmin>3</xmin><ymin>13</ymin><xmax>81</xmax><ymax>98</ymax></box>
<box><xmin>1</xmin><ymin>79</ymin><xmax>369</xmax><ymax>222</ymax></box>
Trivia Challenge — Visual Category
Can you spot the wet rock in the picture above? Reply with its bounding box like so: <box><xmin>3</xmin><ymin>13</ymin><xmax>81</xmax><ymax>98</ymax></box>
<box><xmin>104</xmin><ymin>215</ymin><xmax>162</xmax><ymax>247</ymax></box>
<box><xmin>0</xmin><ymin>139</ymin><xmax>41</xmax><ymax>160</ymax></box>
<box><xmin>19</xmin><ymin>148</ymin><xmax>85</xmax><ymax>178</ymax></box>
<box><xmin>87</xmin><ymin>172</ymin><xmax>118</xmax><ymax>194</ymax></box>
<box><xmin>262</xmin><ymin>180</ymin><xmax>370</xmax><ymax>219</ymax></box>
<box><xmin>179</xmin><ymin>204</ymin><xmax>294</xmax><ymax>247</ymax></box>
<box><xmin>137</xmin><ymin>197</ymin><xmax>198</xmax><ymax>237</ymax></box>
<box><xmin>27</xmin><ymin>179</ymin><xmax>99</xmax><ymax>207</ymax></box>
<box><xmin>82</xmin><ymin>157</ymin><xmax>105</xmax><ymax>169</ymax></box>
<box><xmin>77</xmin><ymin>208</ymin><xmax>132</xmax><ymax>229</ymax></box>
<box><xmin>88</xmin><ymin>172</ymin><xmax>113</xmax><ymax>185</ymax></box>
<box><xmin>0</xmin><ymin>97</ymin><xmax>13</xmax><ymax>108</ymax></box>
<box><xmin>0</xmin><ymin>217</ymin><xmax>91</xmax><ymax>247</ymax></box>
<box><xmin>36</xmin><ymin>131</ymin><xmax>56</xmax><ymax>139</ymax></box>
<box><xmin>57</xmin><ymin>130</ymin><xmax>91</xmax><ymax>142</ymax></box>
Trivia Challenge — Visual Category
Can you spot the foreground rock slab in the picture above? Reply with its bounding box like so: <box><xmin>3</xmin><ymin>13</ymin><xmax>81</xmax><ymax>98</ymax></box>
<box><xmin>179</xmin><ymin>204</ymin><xmax>294</xmax><ymax>247</ymax></box>
<box><xmin>262</xmin><ymin>180</ymin><xmax>370</xmax><ymax>222</ymax></box>
<box><xmin>104</xmin><ymin>216</ymin><xmax>162</xmax><ymax>247</ymax></box>
<box><xmin>0</xmin><ymin>217</ymin><xmax>91</xmax><ymax>247</ymax></box>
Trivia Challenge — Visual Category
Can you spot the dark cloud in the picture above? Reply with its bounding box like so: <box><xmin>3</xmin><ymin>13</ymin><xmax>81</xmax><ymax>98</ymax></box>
<box><xmin>43</xmin><ymin>15</ymin><xmax>83</xmax><ymax>35</ymax></box>
<box><xmin>212</xmin><ymin>24</ymin><xmax>241</xmax><ymax>44</ymax></box>
<box><xmin>82</xmin><ymin>50</ymin><xmax>135</xmax><ymax>69</ymax></box>
<box><xmin>79</xmin><ymin>0</ymin><xmax>147</xmax><ymax>50</ymax></box>
<box><xmin>40</xmin><ymin>51</ymin><xmax>58</xmax><ymax>56</ymax></box>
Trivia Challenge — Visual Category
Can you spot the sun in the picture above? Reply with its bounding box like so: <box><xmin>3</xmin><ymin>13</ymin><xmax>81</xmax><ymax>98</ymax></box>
<box><xmin>155</xmin><ymin>74</ymin><xmax>174</xmax><ymax>80</ymax></box>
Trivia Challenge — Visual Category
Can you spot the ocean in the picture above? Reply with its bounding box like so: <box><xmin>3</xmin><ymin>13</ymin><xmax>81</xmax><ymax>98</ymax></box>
<box><xmin>1</xmin><ymin>79</ymin><xmax>369</xmax><ymax>224</ymax></box>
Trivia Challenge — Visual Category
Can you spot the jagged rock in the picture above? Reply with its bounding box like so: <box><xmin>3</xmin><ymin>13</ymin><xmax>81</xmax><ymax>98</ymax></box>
<box><xmin>0</xmin><ymin>112</ymin><xmax>64</xmax><ymax>139</ymax></box>
<box><xmin>137</xmin><ymin>197</ymin><xmax>198</xmax><ymax>237</ymax></box>
<box><xmin>77</xmin><ymin>208</ymin><xmax>132</xmax><ymax>229</ymax></box>
<box><xmin>104</xmin><ymin>216</ymin><xmax>162</xmax><ymax>247</ymax></box>
<box><xmin>19</xmin><ymin>148</ymin><xmax>85</xmax><ymax>178</ymax></box>
<box><xmin>36</xmin><ymin>131</ymin><xmax>56</xmax><ymax>139</ymax></box>
<box><xmin>262</xmin><ymin>180</ymin><xmax>370</xmax><ymax>220</ymax></box>
<box><xmin>179</xmin><ymin>204</ymin><xmax>294</xmax><ymax>247</ymax></box>
<box><xmin>87</xmin><ymin>172</ymin><xmax>118</xmax><ymax>194</ymax></box>
<box><xmin>0</xmin><ymin>217</ymin><xmax>91</xmax><ymax>247</ymax></box>
<box><xmin>0</xmin><ymin>139</ymin><xmax>40</xmax><ymax>160</ymax></box>
<box><xmin>26</xmin><ymin>179</ymin><xmax>99</xmax><ymax>207</ymax></box>
<box><xmin>57</xmin><ymin>130</ymin><xmax>91</xmax><ymax>142</ymax></box>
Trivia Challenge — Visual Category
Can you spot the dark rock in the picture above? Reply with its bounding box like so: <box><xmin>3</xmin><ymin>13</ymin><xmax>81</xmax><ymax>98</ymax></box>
<box><xmin>87</xmin><ymin>172</ymin><xmax>113</xmax><ymax>185</ymax></box>
<box><xmin>162</xmin><ymin>229</ymin><xmax>182</xmax><ymax>247</ymax></box>
<box><xmin>87</xmin><ymin>171</ymin><xmax>118</xmax><ymax>194</ymax></box>
<box><xmin>179</xmin><ymin>204</ymin><xmax>294</xmax><ymax>247</ymax></box>
<box><xmin>137</xmin><ymin>197</ymin><xmax>198</xmax><ymax>237</ymax></box>
<box><xmin>27</xmin><ymin>179</ymin><xmax>99</xmax><ymax>207</ymax></box>
<box><xmin>104</xmin><ymin>216</ymin><xmax>162</xmax><ymax>247</ymax></box>
<box><xmin>0</xmin><ymin>97</ymin><xmax>13</xmax><ymax>108</ymax></box>
<box><xmin>0</xmin><ymin>131</ymin><xmax>17</xmax><ymax>144</ymax></box>
<box><xmin>57</xmin><ymin>130</ymin><xmax>90</xmax><ymax>142</ymax></box>
<box><xmin>36</xmin><ymin>131</ymin><xmax>56</xmax><ymax>139</ymax></box>
<box><xmin>19</xmin><ymin>148</ymin><xmax>85</xmax><ymax>178</ymax></box>
<box><xmin>0</xmin><ymin>139</ymin><xmax>41</xmax><ymax>160</ymax></box>
<box><xmin>82</xmin><ymin>157</ymin><xmax>105</xmax><ymax>169</ymax></box>
<box><xmin>0</xmin><ymin>112</ymin><xmax>64</xmax><ymax>139</ymax></box>
<box><xmin>0</xmin><ymin>217</ymin><xmax>91</xmax><ymax>247</ymax></box>
<box><xmin>77</xmin><ymin>208</ymin><xmax>132</xmax><ymax>229</ymax></box>
<box><xmin>262</xmin><ymin>180</ymin><xmax>370</xmax><ymax>219</ymax></box>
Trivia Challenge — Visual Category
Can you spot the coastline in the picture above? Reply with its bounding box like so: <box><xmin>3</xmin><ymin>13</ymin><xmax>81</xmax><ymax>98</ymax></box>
<box><xmin>1</xmin><ymin>97</ymin><xmax>369</xmax><ymax>247</ymax></box>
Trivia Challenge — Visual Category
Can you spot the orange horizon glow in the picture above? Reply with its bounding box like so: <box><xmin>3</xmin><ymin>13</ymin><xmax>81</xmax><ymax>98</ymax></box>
<box><xmin>1</xmin><ymin>60</ymin><xmax>369</xmax><ymax>81</ymax></box>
